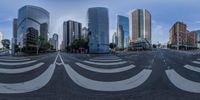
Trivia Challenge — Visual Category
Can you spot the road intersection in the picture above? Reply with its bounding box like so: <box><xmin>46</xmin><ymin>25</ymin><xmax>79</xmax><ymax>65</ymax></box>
<box><xmin>0</xmin><ymin>49</ymin><xmax>199</xmax><ymax>99</ymax></box>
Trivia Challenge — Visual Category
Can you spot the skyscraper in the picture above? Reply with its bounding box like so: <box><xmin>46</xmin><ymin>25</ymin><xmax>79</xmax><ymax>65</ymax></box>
<box><xmin>63</xmin><ymin>20</ymin><xmax>82</xmax><ymax>48</ymax></box>
<box><xmin>17</xmin><ymin>5</ymin><xmax>49</xmax><ymax>53</ymax></box>
<box><xmin>112</xmin><ymin>32</ymin><xmax>117</xmax><ymax>45</ymax></box>
<box><xmin>88</xmin><ymin>7</ymin><xmax>109</xmax><ymax>53</ymax></box>
<box><xmin>12</xmin><ymin>18</ymin><xmax>17</xmax><ymax>54</ymax></box>
<box><xmin>117</xmin><ymin>15</ymin><xmax>129</xmax><ymax>49</ymax></box>
<box><xmin>53</xmin><ymin>33</ymin><xmax>58</xmax><ymax>50</ymax></box>
<box><xmin>49</xmin><ymin>34</ymin><xmax>58</xmax><ymax>51</ymax></box>
<box><xmin>129</xmin><ymin>9</ymin><xmax>151</xmax><ymax>44</ymax></box>
<box><xmin>0</xmin><ymin>32</ymin><xmax>3</xmax><ymax>49</ymax></box>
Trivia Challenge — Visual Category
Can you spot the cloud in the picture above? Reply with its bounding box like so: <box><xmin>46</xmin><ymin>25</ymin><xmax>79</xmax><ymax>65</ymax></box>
<box><xmin>152</xmin><ymin>24</ymin><xmax>168</xmax><ymax>44</ymax></box>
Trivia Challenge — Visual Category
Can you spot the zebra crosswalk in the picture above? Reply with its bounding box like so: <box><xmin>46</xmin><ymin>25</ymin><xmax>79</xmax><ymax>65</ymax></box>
<box><xmin>67</xmin><ymin>55</ymin><xmax>152</xmax><ymax>91</ymax></box>
<box><xmin>166</xmin><ymin>58</ymin><xmax>200</xmax><ymax>93</ymax></box>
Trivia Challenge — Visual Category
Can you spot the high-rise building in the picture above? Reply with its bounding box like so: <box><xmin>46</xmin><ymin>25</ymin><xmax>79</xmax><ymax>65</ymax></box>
<box><xmin>63</xmin><ymin>20</ymin><xmax>82</xmax><ymax>48</ymax></box>
<box><xmin>53</xmin><ymin>33</ymin><xmax>58</xmax><ymax>50</ymax></box>
<box><xmin>0</xmin><ymin>32</ymin><xmax>3</xmax><ymax>49</ymax></box>
<box><xmin>112</xmin><ymin>32</ymin><xmax>117</xmax><ymax>45</ymax></box>
<box><xmin>17</xmin><ymin>5</ymin><xmax>49</xmax><ymax>53</ymax></box>
<box><xmin>81</xmin><ymin>27</ymin><xmax>89</xmax><ymax>41</ymax></box>
<box><xmin>116</xmin><ymin>15</ymin><xmax>129</xmax><ymax>49</ymax></box>
<box><xmin>88</xmin><ymin>7</ymin><xmax>109</xmax><ymax>53</ymax></box>
<box><xmin>49</xmin><ymin>34</ymin><xmax>59</xmax><ymax>50</ymax></box>
<box><xmin>12</xmin><ymin>18</ymin><xmax>18</xmax><ymax>54</ymax></box>
<box><xmin>169</xmin><ymin>21</ymin><xmax>187</xmax><ymax>50</ymax></box>
<box><xmin>129</xmin><ymin>9</ymin><xmax>151</xmax><ymax>44</ymax></box>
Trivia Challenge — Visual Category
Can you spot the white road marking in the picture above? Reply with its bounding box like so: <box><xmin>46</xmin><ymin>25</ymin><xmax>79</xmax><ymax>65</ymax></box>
<box><xmin>89</xmin><ymin>59</ymin><xmax>122</xmax><ymax>62</ymax></box>
<box><xmin>193</xmin><ymin>61</ymin><xmax>200</xmax><ymax>65</ymax></box>
<box><xmin>83</xmin><ymin>60</ymin><xmax>127</xmax><ymax>66</ymax></box>
<box><xmin>166</xmin><ymin>69</ymin><xmax>200</xmax><ymax>93</ymax></box>
<box><xmin>0</xmin><ymin>63</ymin><xmax>44</xmax><ymax>74</ymax></box>
<box><xmin>76</xmin><ymin>62</ymin><xmax>135</xmax><ymax>73</ymax></box>
<box><xmin>64</xmin><ymin>64</ymin><xmax>152</xmax><ymax>91</ymax></box>
<box><xmin>93</xmin><ymin>56</ymin><xmax>119</xmax><ymax>60</ymax></box>
<box><xmin>0</xmin><ymin>60</ymin><xmax>37</xmax><ymax>66</ymax></box>
<box><xmin>184</xmin><ymin>65</ymin><xmax>200</xmax><ymax>73</ymax></box>
<box><xmin>0</xmin><ymin>64</ymin><xmax>56</xmax><ymax>93</ymax></box>
<box><xmin>0</xmin><ymin>58</ymin><xmax>30</xmax><ymax>62</ymax></box>
<box><xmin>0</xmin><ymin>57</ymin><xmax>28</xmax><ymax>59</ymax></box>
<box><xmin>197</xmin><ymin>59</ymin><xmax>200</xmax><ymax>61</ymax></box>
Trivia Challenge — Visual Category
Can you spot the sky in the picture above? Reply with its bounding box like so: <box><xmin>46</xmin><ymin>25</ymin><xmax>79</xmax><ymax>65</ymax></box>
<box><xmin>0</xmin><ymin>0</ymin><xmax>200</xmax><ymax>46</ymax></box>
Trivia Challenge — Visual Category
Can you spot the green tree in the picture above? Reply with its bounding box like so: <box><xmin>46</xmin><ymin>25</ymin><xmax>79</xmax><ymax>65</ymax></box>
<box><xmin>1</xmin><ymin>39</ymin><xmax>10</xmax><ymax>49</ymax></box>
<box><xmin>109</xmin><ymin>43</ymin><xmax>116</xmax><ymax>50</ymax></box>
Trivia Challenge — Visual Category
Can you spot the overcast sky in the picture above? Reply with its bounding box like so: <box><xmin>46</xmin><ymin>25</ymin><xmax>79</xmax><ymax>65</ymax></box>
<box><xmin>0</xmin><ymin>0</ymin><xmax>200</xmax><ymax>45</ymax></box>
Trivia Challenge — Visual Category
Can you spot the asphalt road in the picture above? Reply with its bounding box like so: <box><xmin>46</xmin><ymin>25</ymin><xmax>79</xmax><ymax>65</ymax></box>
<box><xmin>0</xmin><ymin>48</ymin><xmax>200</xmax><ymax>100</ymax></box>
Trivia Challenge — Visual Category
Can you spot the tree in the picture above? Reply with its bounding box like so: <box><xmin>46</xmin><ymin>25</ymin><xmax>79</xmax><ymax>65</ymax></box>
<box><xmin>1</xmin><ymin>39</ymin><xmax>10</xmax><ymax>49</ymax></box>
<box><xmin>152</xmin><ymin>44</ymin><xmax>157</xmax><ymax>48</ymax></box>
<box><xmin>35</xmin><ymin>36</ymin><xmax>45</xmax><ymax>54</ymax></box>
<box><xmin>109</xmin><ymin>43</ymin><xmax>116</xmax><ymax>50</ymax></box>
<box><xmin>66</xmin><ymin>39</ymin><xmax>88</xmax><ymax>53</ymax></box>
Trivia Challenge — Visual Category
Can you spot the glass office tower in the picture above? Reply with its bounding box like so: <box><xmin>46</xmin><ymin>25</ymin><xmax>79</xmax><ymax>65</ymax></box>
<box><xmin>117</xmin><ymin>15</ymin><xmax>129</xmax><ymax>49</ymax></box>
<box><xmin>17</xmin><ymin>5</ymin><xmax>49</xmax><ymax>53</ymax></box>
<box><xmin>88</xmin><ymin>7</ymin><xmax>109</xmax><ymax>53</ymax></box>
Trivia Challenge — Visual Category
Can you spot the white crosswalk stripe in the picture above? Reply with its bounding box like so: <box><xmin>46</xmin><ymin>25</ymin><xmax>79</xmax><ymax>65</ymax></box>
<box><xmin>0</xmin><ymin>63</ymin><xmax>44</xmax><ymax>74</ymax></box>
<box><xmin>76</xmin><ymin>62</ymin><xmax>135</xmax><ymax>73</ymax></box>
<box><xmin>0</xmin><ymin>60</ymin><xmax>37</xmax><ymax>66</ymax></box>
<box><xmin>0</xmin><ymin>58</ymin><xmax>30</xmax><ymax>62</ymax></box>
<box><xmin>0</xmin><ymin>64</ymin><xmax>55</xmax><ymax>93</ymax></box>
<box><xmin>83</xmin><ymin>60</ymin><xmax>127</xmax><ymax>65</ymax></box>
<box><xmin>184</xmin><ymin>64</ymin><xmax>200</xmax><ymax>73</ymax></box>
<box><xmin>64</xmin><ymin>64</ymin><xmax>152</xmax><ymax>91</ymax></box>
<box><xmin>89</xmin><ymin>59</ymin><xmax>122</xmax><ymax>62</ymax></box>
<box><xmin>166</xmin><ymin>69</ymin><xmax>200</xmax><ymax>93</ymax></box>
<box><xmin>192</xmin><ymin>61</ymin><xmax>200</xmax><ymax>65</ymax></box>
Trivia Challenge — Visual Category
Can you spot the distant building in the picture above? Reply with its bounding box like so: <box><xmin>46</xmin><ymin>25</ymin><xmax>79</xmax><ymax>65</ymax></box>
<box><xmin>112</xmin><ymin>32</ymin><xmax>117</xmax><ymax>45</ymax></box>
<box><xmin>63</xmin><ymin>20</ymin><xmax>82</xmax><ymax>48</ymax></box>
<box><xmin>60</xmin><ymin>41</ymin><xmax>64</xmax><ymax>51</ymax></box>
<box><xmin>196</xmin><ymin>30</ymin><xmax>200</xmax><ymax>48</ymax></box>
<box><xmin>81</xmin><ymin>27</ymin><xmax>88</xmax><ymax>41</ymax></box>
<box><xmin>128</xmin><ymin>9</ymin><xmax>151</xmax><ymax>50</ymax></box>
<box><xmin>0</xmin><ymin>32</ymin><xmax>3</xmax><ymax>49</ymax></box>
<box><xmin>53</xmin><ymin>33</ymin><xmax>58</xmax><ymax>50</ymax></box>
<box><xmin>12</xmin><ymin>18</ymin><xmax>18</xmax><ymax>54</ymax></box>
<box><xmin>88</xmin><ymin>7</ymin><xmax>109</xmax><ymax>53</ymax></box>
<box><xmin>116</xmin><ymin>15</ymin><xmax>129</xmax><ymax>49</ymax></box>
<box><xmin>129</xmin><ymin>9</ymin><xmax>151</xmax><ymax>44</ymax></box>
<box><xmin>17</xmin><ymin>5</ymin><xmax>49</xmax><ymax>53</ymax></box>
<box><xmin>169</xmin><ymin>21</ymin><xmax>197</xmax><ymax>50</ymax></box>
<box><xmin>187</xmin><ymin>31</ymin><xmax>197</xmax><ymax>49</ymax></box>
<box><xmin>169</xmin><ymin>21</ymin><xmax>187</xmax><ymax>50</ymax></box>
<box><xmin>50</xmin><ymin>33</ymin><xmax>58</xmax><ymax>50</ymax></box>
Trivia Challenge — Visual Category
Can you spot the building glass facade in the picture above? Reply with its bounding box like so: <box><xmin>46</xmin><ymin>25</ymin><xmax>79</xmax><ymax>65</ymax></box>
<box><xmin>117</xmin><ymin>15</ymin><xmax>129</xmax><ymax>49</ymax></box>
<box><xmin>17</xmin><ymin>5</ymin><xmax>49</xmax><ymax>52</ymax></box>
<box><xmin>88</xmin><ymin>7</ymin><xmax>109</xmax><ymax>53</ymax></box>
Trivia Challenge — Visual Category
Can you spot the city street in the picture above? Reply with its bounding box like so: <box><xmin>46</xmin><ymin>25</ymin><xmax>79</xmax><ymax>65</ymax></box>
<box><xmin>0</xmin><ymin>49</ymin><xmax>200</xmax><ymax>100</ymax></box>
